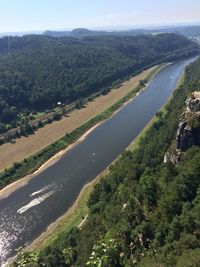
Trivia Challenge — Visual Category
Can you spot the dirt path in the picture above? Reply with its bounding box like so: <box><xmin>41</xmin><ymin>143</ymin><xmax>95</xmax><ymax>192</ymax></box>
<box><xmin>0</xmin><ymin>67</ymin><xmax>155</xmax><ymax>171</ymax></box>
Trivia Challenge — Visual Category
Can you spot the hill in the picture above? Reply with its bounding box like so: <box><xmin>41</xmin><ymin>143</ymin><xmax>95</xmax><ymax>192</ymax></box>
<box><xmin>0</xmin><ymin>33</ymin><xmax>198</xmax><ymax>133</ymax></box>
<box><xmin>43</xmin><ymin>25</ymin><xmax>200</xmax><ymax>38</ymax></box>
<box><xmin>43</xmin><ymin>28</ymin><xmax>128</xmax><ymax>38</ymax></box>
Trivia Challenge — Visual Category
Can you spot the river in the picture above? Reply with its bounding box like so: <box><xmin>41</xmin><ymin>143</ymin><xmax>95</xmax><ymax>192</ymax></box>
<box><xmin>0</xmin><ymin>56</ymin><xmax>197</xmax><ymax>265</ymax></box>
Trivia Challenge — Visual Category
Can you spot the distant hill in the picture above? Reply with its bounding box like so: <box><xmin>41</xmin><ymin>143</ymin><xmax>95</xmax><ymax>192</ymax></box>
<box><xmin>42</xmin><ymin>30</ymin><xmax>71</xmax><ymax>38</ymax></box>
<box><xmin>43</xmin><ymin>28</ymin><xmax>130</xmax><ymax>38</ymax></box>
<box><xmin>0</xmin><ymin>31</ymin><xmax>42</xmax><ymax>37</ymax></box>
<box><xmin>149</xmin><ymin>25</ymin><xmax>200</xmax><ymax>38</ymax></box>
<box><xmin>1</xmin><ymin>25</ymin><xmax>200</xmax><ymax>39</ymax></box>
<box><xmin>43</xmin><ymin>25</ymin><xmax>200</xmax><ymax>38</ymax></box>
<box><xmin>0</xmin><ymin>33</ymin><xmax>198</xmax><ymax>130</ymax></box>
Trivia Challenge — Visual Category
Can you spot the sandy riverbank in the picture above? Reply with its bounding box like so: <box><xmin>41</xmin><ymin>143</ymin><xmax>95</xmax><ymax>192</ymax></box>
<box><xmin>28</xmin><ymin>167</ymin><xmax>108</xmax><ymax>251</ymax></box>
<box><xmin>0</xmin><ymin>123</ymin><xmax>100</xmax><ymax>200</ymax></box>
<box><xmin>0</xmin><ymin>77</ymin><xmax>148</xmax><ymax>201</ymax></box>
<box><xmin>0</xmin><ymin>65</ymin><xmax>162</xmax><ymax>201</ymax></box>
<box><xmin>27</xmin><ymin>63</ymin><xmax>175</xmax><ymax>252</ymax></box>
<box><xmin>0</xmin><ymin>66</ymin><xmax>157</xmax><ymax>172</ymax></box>
<box><xmin>27</xmin><ymin>103</ymin><xmax>157</xmax><ymax>251</ymax></box>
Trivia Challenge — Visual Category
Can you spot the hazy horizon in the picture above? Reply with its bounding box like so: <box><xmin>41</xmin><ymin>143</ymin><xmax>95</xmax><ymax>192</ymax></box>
<box><xmin>0</xmin><ymin>0</ymin><xmax>200</xmax><ymax>33</ymax></box>
<box><xmin>0</xmin><ymin>21</ymin><xmax>200</xmax><ymax>37</ymax></box>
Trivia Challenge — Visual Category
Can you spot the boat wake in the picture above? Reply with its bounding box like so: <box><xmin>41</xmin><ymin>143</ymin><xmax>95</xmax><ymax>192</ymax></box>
<box><xmin>17</xmin><ymin>191</ymin><xmax>54</xmax><ymax>214</ymax></box>
<box><xmin>30</xmin><ymin>185</ymin><xmax>51</xmax><ymax>197</ymax></box>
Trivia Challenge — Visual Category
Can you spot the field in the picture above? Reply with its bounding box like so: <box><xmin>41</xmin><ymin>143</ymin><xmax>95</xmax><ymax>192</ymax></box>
<box><xmin>0</xmin><ymin>67</ymin><xmax>156</xmax><ymax>171</ymax></box>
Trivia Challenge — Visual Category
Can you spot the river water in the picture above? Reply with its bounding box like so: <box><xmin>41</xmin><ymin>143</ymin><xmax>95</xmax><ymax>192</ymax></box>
<box><xmin>0</xmin><ymin>57</ymin><xmax>197</xmax><ymax>265</ymax></box>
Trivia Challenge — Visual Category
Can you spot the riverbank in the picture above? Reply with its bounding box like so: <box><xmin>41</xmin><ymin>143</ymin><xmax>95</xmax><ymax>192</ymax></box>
<box><xmin>0</xmin><ymin>64</ymin><xmax>165</xmax><ymax>196</ymax></box>
<box><xmin>0</xmin><ymin>66</ymin><xmax>158</xmax><ymax>172</ymax></box>
<box><xmin>0</xmin><ymin>123</ymin><xmax>100</xmax><ymax>200</ymax></box>
<box><xmin>27</xmin><ymin>61</ymin><xmax>186</xmax><ymax>253</ymax></box>
<box><xmin>28</xmin><ymin>101</ymin><xmax>159</xmax><ymax>252</ymax></box>
<box><xmin>2</xmin><ymin>56</ymin><xmax>196</xmax><ymax>267</ymax></box>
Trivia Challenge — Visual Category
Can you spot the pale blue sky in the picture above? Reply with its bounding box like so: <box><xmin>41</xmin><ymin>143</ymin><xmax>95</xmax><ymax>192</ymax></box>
<box><xmin>0</xmin><ymin>0</ymin><xmax>200</xmax><ymax>32</ymax></box>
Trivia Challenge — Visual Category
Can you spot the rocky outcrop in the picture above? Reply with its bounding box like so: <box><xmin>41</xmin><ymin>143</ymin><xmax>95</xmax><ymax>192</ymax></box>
<box><xmin>165</xmin><ymin>91</ymin><xmax>200</xmax><ymax>163</ymax></box>
<box><xmin>185</xmin><ymin>91</ymin><xmax>200</xmax><ymax>112</ymax></box>
<box><xmin>176</xmin><ymin>91</ymin><xmax>200</xmax><ymax>152</ymax></box>
<box><xmin>164</xmin><ymin>144</ymin><xmax>182</xmax><ymax>164</ymax></box>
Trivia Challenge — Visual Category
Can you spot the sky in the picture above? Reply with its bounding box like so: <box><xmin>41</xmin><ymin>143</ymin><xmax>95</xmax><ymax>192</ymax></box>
<box><xmin>0</xmin><ymin>0</ymin><xmax>200</xmax><ymax>33</ymax></box>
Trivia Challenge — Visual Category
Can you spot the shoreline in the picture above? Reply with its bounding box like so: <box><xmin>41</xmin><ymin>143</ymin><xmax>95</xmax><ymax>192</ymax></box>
<box><xmin>0</xmin><ymin>123</ymin><xmax>101</xmax><ymax>200</ymax></box>
<box><xmin>0</xmin><ymin>64</ymin><xmax>171</xmax><ymax>266</ymax></box>
<box><xmin>28</xmin><ymin>165</ymin><xmax>109</xmax><ymax>251</ymax></box>
<box><xmin>0</xmin><ymin>64</ymin><xmax>164</xmax><ymax>201</ymax></box>
<box><xmin>27</xmin><ymin>62</ymin><xmax>183</xmax><ymax>252</ymax></box>
<box><xmin>27</xmin><ymin>102</ymin><xmax>157</xmax><ymax>252</ymax></box>
<box><xmin>0</xmin><ymin>66</ymin><xmax>157</xmax><ymax>172</ymax></box>
<box><xmin>0</xmin><ymin>92</ymin><xmax>140</xmax><ymax>201</ymax></box>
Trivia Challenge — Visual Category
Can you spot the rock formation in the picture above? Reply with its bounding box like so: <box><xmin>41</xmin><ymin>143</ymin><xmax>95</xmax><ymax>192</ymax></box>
<box><xmin>176</xmin><ymin>91</ymin><xmax>200</xmax><ymax>151</ymax></box>
<box><xmin>165</xmin><ymin>91</ymin><xmax>200</xmax><ymax>163</ymax></box>
<box><xmin>185</xmin><ymin>91</ymin><xmax>200</xmax><ymax>112</ymax></box>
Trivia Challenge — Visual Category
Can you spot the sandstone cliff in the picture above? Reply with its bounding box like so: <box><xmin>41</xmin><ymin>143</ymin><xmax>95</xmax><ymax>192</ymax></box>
<box><xmin>165</xmin><ymin>91</ymin><xmax>200</xmax><ymax>163</ymax></box>
<box><xmin>177</xmin><ymin>91</ymin><xmax>200</xmax><ymax>151</ymax></box>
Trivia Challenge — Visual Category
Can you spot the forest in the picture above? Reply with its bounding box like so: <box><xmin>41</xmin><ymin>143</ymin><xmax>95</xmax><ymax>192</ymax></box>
<box><xmin>12</xmin><ymin>53</ymin><xmax>200</xmax><ymax>266</ymax></box>
<box><xmin>0</xmin><ymin>33</ymin><xmax>199</xmax><ymax>133</ymax></box>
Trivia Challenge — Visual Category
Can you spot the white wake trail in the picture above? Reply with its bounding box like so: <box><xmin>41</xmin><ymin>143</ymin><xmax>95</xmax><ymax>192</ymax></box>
<box><xmin>17</xmin><ymin>191</ymin><xmax>54</xmax><ymax>214</ymax></box>
<box><xmin>30</xmin><ymin>185</ymin><xmax>51</xmax><ymax>197</ymax></box>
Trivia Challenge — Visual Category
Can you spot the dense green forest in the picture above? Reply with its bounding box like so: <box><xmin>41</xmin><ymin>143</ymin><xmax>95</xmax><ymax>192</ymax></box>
<box><xmin>0</xmin><ymin>33</ymin><xmax>198</xmax><ymax>131</ymax></box>
<box><xmin>13</xmin><ymin>57</ymin><xmax>200</xmax><ymax>266</ymax></box>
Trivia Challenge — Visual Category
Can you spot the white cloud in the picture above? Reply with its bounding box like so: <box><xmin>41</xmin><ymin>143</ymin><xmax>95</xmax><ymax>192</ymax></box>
<box><xmin>105</xmin><ymin>14</ymin><xmax>120</xmax><ymax>20</ymax></box>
